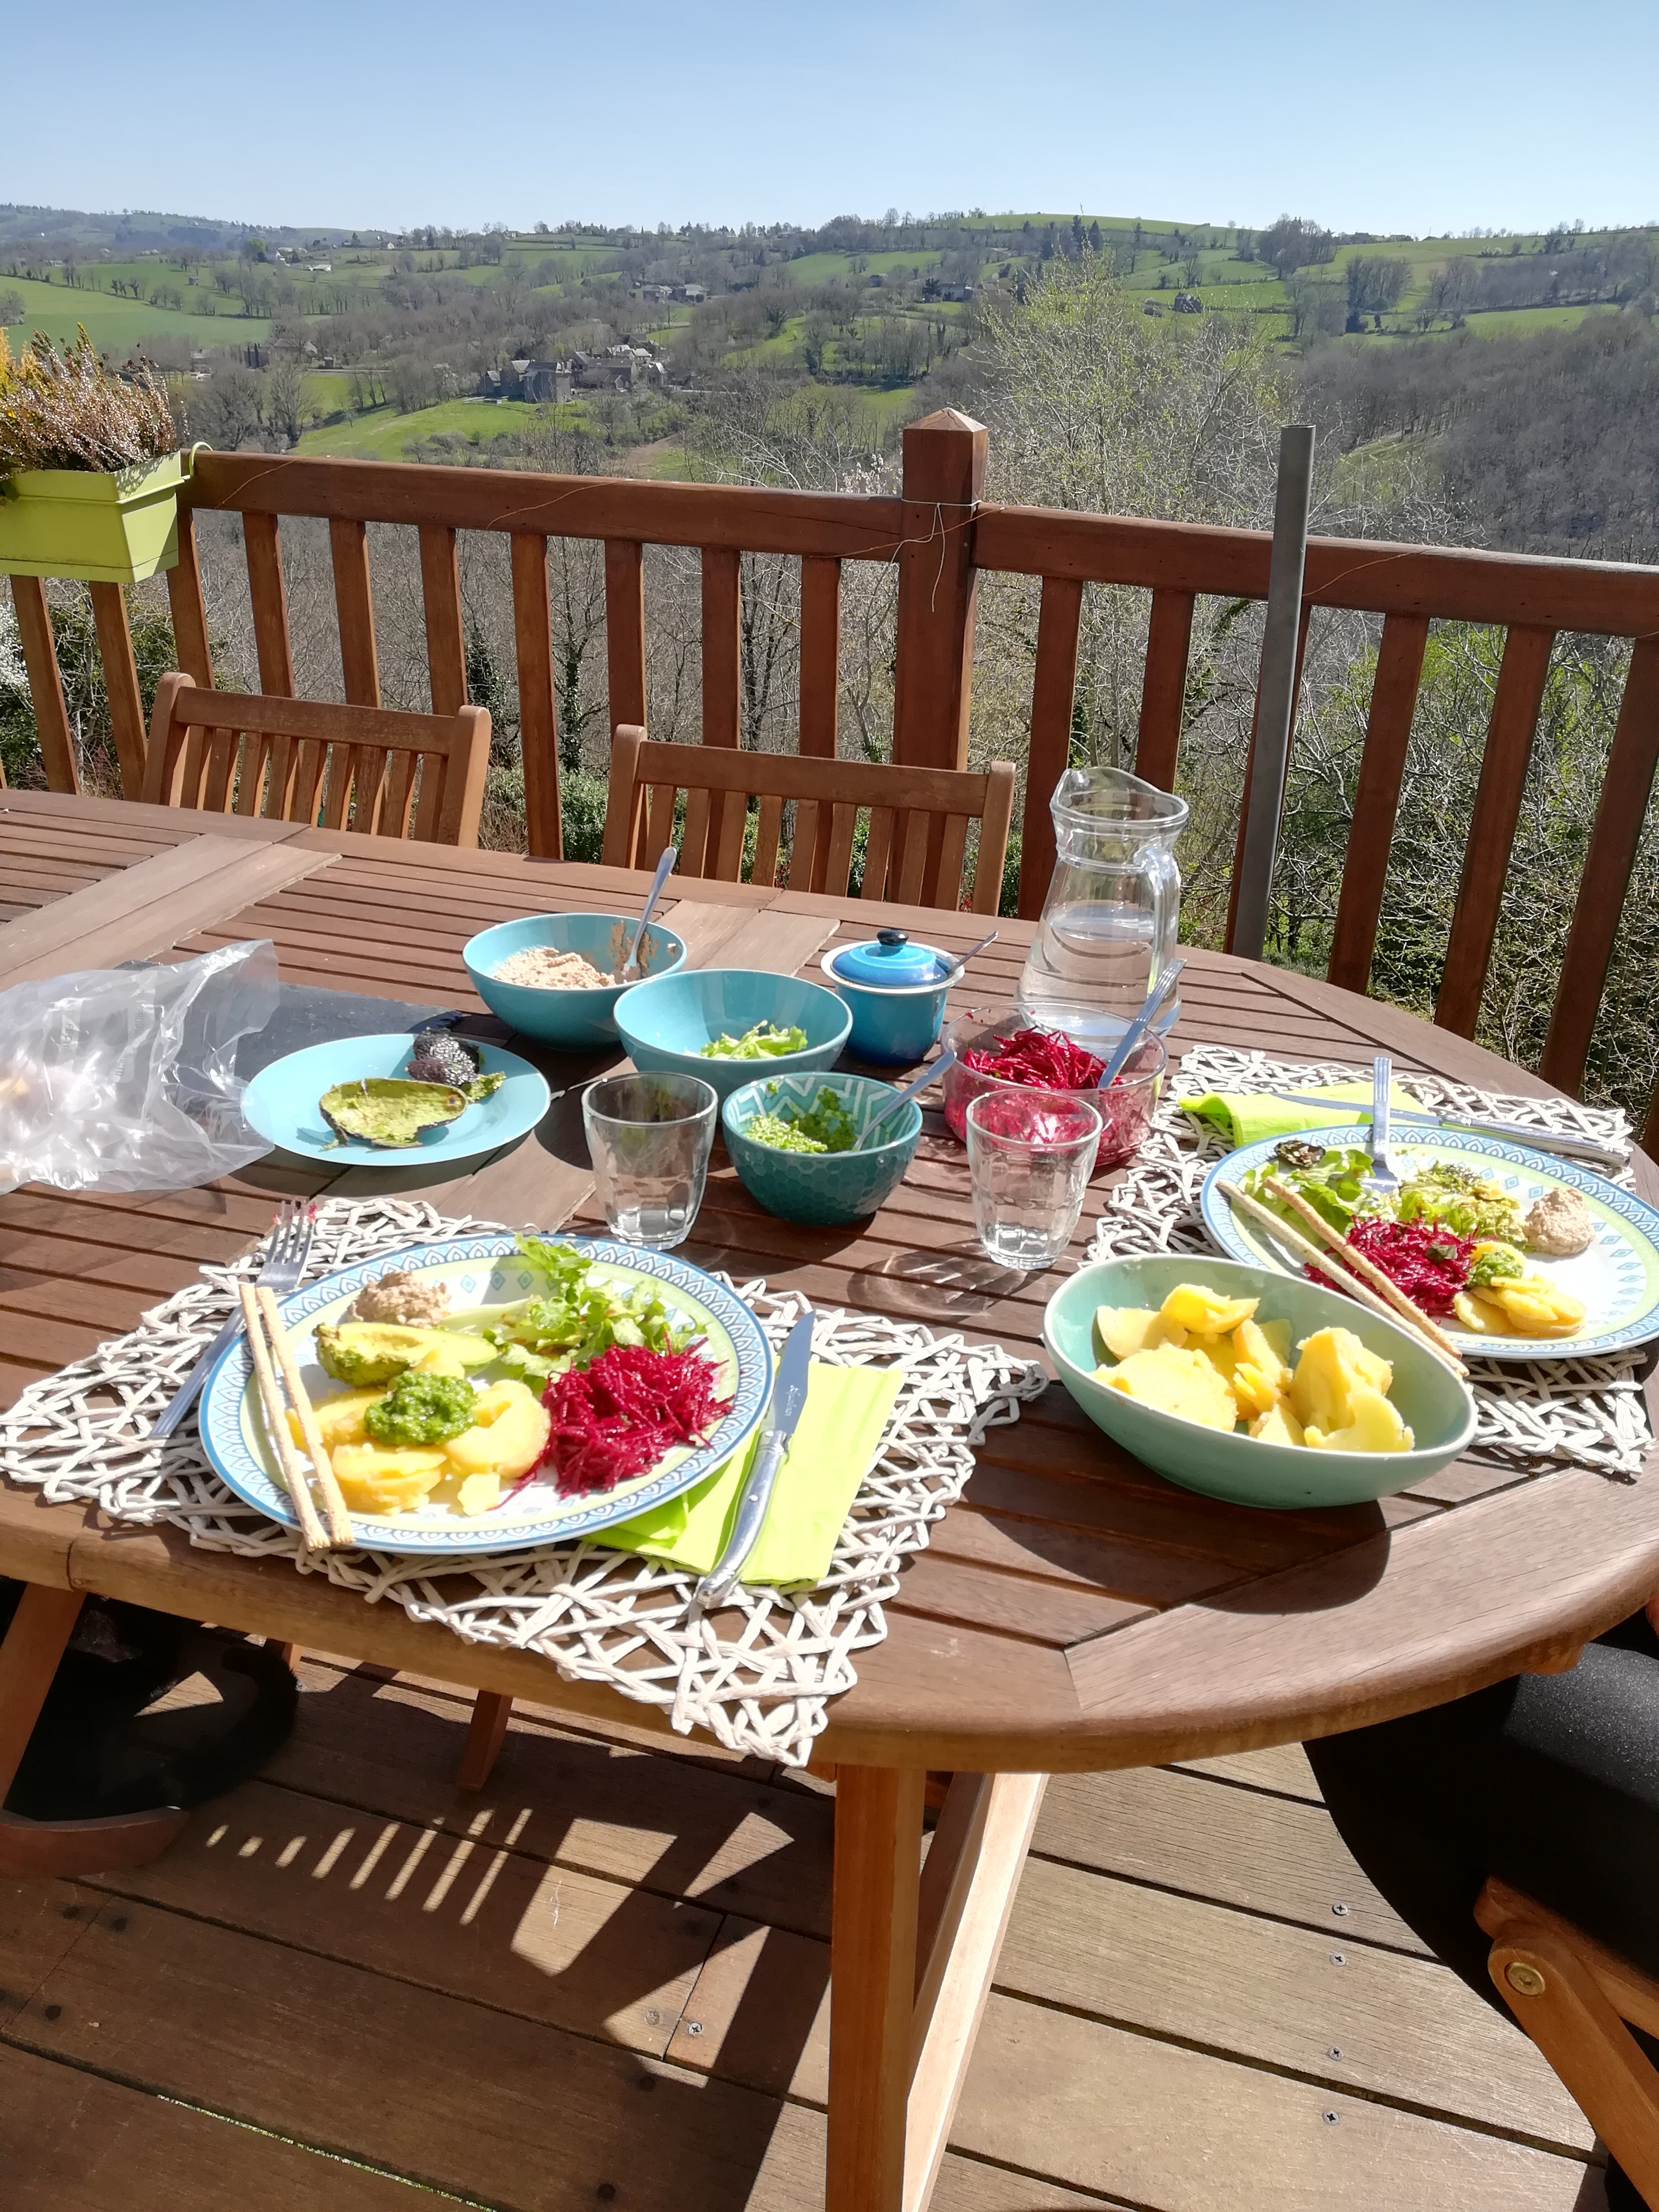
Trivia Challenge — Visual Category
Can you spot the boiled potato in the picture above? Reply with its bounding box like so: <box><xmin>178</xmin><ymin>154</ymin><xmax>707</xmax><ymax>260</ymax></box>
<box><xmin>1256</xmin><ymin>1317</ymin><xmax>1294</xmax><ymax>1374</ymax></box>
<box><xmin>443</xmin><ymin>1377</ymin><xmax>551</xmax><ymax>1480</ymax></box>
<box><xmin>1229</xmin><ymin>1359</ymin><xmax>1282</xmax><ymax>1419</ymax></box>
<box><xmin>1250</xmin><ymin>1400</ymin><xmax>1306</xmax><ymax>1447</ymax></box>
<box><xmin>1103</xmin><ymin>1346</ymin><xmax>1238</xmax><ymax>1431</ymax></box>
<box><xmin>287</xmin><ymin>1387</ymin><xmax>383</xmax><ymax>1453</ymax></box>
<box><xmin>1303</xmin><ymin>1381</ymin><xmax>1413</xmax><ymax>1454</ymax></box>
<box><xmin>1486</xmin><ymin>1279</ymin><xmax>1586</xmax><ymax>1336</ymax></box>
<box><xmin>1453</xmin><ymin>1289</ymin><xmax>1511</xmax><ymax>1334</ymax></box>
<box><xmin>330</xmin><ymin>1441</ymin><xmax>450</xmax><ymax>1513</ymax></box>
<box><xmin>1094</xmin><ymin>1306</ymin><xmax>1189</xmax><ymax>1358</ymax></box>
<box><xmin>1289</xmin><ymin>1327</ymin><xmax>1394</xmax><ymax>1435</ymax></box>
<box><xmin>1235</xmin><ymin>1316</ymin><xmax>1292</xmax><ymax>1391</ymax></box>
<box><xmin>457</xmin><ymin>1472</ymin><xmax>504</xmax><ymax>1516</ymax></box>
<box><xmin>1160</xmin><ymin>1284</ymin><xmax>1259</xmax><ymax>1337</ymax></box>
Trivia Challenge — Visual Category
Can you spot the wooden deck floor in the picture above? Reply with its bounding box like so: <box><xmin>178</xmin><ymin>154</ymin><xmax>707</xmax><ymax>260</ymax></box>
<box><xmin>0</xmin><ymin>1654</ymin><xmax>1612</xmax><ymax>2211</ymax></box>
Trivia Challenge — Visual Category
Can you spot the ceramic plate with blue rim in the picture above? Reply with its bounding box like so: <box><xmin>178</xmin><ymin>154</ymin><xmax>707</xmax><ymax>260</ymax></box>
<box><xmin>241</xmin><ymin>1034</ymin><xmax>551</xmax><ymax>1168</ymax></box>
<box><xmin>1200</xmin><ymin>1124</ymin><xmax>1659</xmax><ymax>1362</ymax></box>
<box><xmin>196</xmin><ymin>1235</ymin><xmax>774</xmax><ymax>1554</ymax></box>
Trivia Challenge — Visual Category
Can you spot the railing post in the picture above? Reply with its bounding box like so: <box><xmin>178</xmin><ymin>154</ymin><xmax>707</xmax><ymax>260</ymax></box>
<box><xmin>9</xmin><ymin>578</ymin><xmax>79</xmax><ymax>793</ymax></box>
<box><xmin>892</xmin><ymin>409</ymin><xmax>986</xmax><ymax>771</ymax></box>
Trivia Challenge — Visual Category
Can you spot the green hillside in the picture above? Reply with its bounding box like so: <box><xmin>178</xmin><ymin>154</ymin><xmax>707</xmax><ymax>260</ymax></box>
<box><xmin>1</xmin><ymin>272</ymin><xmax>270</xmax><ymax>350</ymax></box>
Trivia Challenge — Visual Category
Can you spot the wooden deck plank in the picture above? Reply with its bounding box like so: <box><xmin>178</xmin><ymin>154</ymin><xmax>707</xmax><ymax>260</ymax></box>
<box><xmin>1034</xmin><ymin>1765</ymin><xmax>1429</xmax><ymax>1954</ymax></box>
<box><xmin>0</xmin><ymin>2042</ymin><xmax>435</xmax><ymax>2210</ymax></box>
<box><xmin>84</xmin><ymin>1777</ymin><xmax>721</xmax><ymax>2056</ymax></box>
<box><xmin>13</xmin><ymin>1890</ymin><xmax>834</xmax><ymax>2211</ymax></box>
<box><xmin>253</xmin><ymin>1661</ymin><xmax>840</xmax><ymax>1940</ymax></box>
<box><xmin>953</xmin><ymin>1993</ymin><xmax>1598</xmax><ymax>2212</ymax></box>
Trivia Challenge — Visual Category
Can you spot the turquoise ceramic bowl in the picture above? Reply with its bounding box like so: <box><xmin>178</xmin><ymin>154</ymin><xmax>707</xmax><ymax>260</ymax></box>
<box><xmin>615</xmin><ymin>968</ymin><xmax>853</xmax><ymax>1104</ymax></box>
<box><xmin>1043</xmin><ymin>1255</ymin><xmax>1476</xmax><ymax>1510</ymax></box>
<box><xmin>462</xmin><ymin>913</ymin><xmax>686</xmax><ymax>1049</ymax></box>
<box><xmin>723</xmin><ymin>1071</ymin><xmax>924</xmax><ymax>1226</ymax></box>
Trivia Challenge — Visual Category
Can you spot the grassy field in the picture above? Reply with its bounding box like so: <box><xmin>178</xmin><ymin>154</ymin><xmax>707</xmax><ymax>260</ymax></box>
<box><xmin>294</xmin><ymin>396</ymin><xmax>586</xmax><ymax>460</ymax></box>
<box><xmin>1</xmin><ymin>273</ymin><xmax>270</xmax><ymax>350</ymax></box>
<box><xmin>784</xmin><ymin>249</ymin><xmax>944</xmax><ymax>285</ymax></box>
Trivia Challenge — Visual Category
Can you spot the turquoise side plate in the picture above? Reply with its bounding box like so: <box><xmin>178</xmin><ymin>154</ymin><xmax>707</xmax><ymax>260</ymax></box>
<box><xmin>241</xmin><ymin>1033</ymin><xmax>551</xmax><ymax>1168</ymax></box>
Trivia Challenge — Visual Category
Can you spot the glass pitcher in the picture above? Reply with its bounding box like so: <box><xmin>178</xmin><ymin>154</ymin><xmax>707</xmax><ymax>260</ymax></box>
<box><xmin>1017</xmin><ymin>765</ymin><xmax>1189</xmax><ymax>1049</ymax></box>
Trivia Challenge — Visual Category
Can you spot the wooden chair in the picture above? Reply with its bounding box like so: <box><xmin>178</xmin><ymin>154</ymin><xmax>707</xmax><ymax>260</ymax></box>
<box><xmin>601</xmin><ymin>726</ymin><xmax>1017</xmax><ymax>915</ymax></box>
<box><xmin>1477</xmin><ymin>1876</ymin><xmax>1659</xmax><ymax>2201</ymax></box>
<box><xmin>141</xmin><ymin>673</ymin><xmax>492</xmax><ymax>846</ymax></box>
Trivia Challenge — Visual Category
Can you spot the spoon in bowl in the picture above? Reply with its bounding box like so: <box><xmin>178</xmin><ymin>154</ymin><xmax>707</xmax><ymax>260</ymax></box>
<box><xmin>621</xmin><ymin>847</ymin><xmax>678</xmax><ymax>980</ymax></box>
<box><xmin>1098</xmin><ymin>958</ymin><xmax>1185</xmax><ymax>1089</ymax></box>
<box><xmin>858</xmin><ymin>1050</ymin><xmax>957</xmax><ymax>1149</ymax></box>
<box><xmin>933</xmin><ymin>928</ymin><xmax>1000</xmax><ymax>984</ymax></box>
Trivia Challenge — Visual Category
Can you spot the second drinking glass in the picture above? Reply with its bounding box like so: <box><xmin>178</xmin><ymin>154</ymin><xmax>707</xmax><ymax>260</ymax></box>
<box><xmin>965</xmin><ymin>1088</ymin><xmax>1103</xmax><ymax>1273</ymax></box>
<box><xmin>583</xmin><ymin>1072</ymin><xmax>717</xmax><ymax>1249</ymax></box>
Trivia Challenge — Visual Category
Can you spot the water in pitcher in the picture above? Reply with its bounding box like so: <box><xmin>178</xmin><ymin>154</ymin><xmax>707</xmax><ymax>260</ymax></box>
<box><xmin>1017</xmin><ymin>767</ymin><xmax>1189</xmax><ymax>1050</ymax></box>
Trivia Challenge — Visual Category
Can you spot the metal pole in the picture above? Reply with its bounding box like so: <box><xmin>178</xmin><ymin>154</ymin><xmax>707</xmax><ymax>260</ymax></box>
<box><xmin>1231</xmin><ymin>423</ymin><xmax>1316</xmax><ymax>963</ymax></box>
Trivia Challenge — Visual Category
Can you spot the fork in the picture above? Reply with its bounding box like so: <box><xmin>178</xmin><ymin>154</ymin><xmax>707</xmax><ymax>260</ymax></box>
<box><xmin>1360</xmin><ymin>1055</ymin><xmax>1401</xmax><ymax>1205</ymax></box>
<box><xmin>152</xmin><ymin>1200</ymin><xmax>317</xmax><ymax>1440</ymax></box>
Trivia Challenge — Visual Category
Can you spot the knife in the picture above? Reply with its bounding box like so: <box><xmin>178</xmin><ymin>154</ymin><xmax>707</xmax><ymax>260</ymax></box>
<box><xmin>1272</xmin><ymin>1094</ymin><xmax>1626</xmax><ymax>1168</ymax></box>
<box><xmin>696</xmin><ymin>1310</ymin><xmax>815</xmax><ymax>1609</ymax></box>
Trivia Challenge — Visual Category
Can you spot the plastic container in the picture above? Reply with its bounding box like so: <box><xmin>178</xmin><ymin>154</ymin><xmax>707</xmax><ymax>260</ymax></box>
<box><xmin>613</xmin><ymin>968</ymin><xmax>852</xmax><ymax>1104</ymax></box>
<box><xmin>821</xmin><ymin>928</ymin><xmax>952</xmax><ymax>1066</ymax></box>
<box><xmin>462</xmin><ymin>913</ymin><xmax>686</xmax><ymax>1049</ymax></box>
<box><xmin>723</xmin><ymin>1071</ymin><xmax>923</xmax><ymax>1226</ymax></box>
<box><xmin>0</xmin><ymin>450</ymin><xmax>191</xmax><ymax>584</ymax></box>
<box><xmin>942</xmin><ymin>1008</ymin><xmax>1166</xmax><ymax>1172</ymax></box>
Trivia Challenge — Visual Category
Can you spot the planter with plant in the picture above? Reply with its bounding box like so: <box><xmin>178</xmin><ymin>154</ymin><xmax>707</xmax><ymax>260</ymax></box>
<box><xmin>0</xmin><ymin>330</ymin><xmax>191</xmax><ymax>585</ymax></box>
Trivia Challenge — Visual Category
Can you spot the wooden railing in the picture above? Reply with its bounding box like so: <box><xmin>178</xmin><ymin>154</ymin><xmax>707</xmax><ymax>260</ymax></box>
<box><xmin>9</xmin><ymin>408</ymin><xmax>1659</xmax><ymax>1139</ymax></box>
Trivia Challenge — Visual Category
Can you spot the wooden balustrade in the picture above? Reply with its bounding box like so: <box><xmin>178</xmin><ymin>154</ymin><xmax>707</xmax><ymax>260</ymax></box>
<box><xmin>9</xmin><ymin>412</ymin><xmax>1659</xmax><ymax>1132</ymax></box>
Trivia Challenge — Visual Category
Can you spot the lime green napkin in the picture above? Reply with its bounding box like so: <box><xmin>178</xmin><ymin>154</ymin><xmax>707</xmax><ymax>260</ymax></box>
<box><xmin>1178</xmin><ymin>1079</ymin><xmax>1419</xmax><ymax>1151</ymax></box>
<box><xmin>594</xmin><ymin>1360</ymin><xmax>903</xmax><ymax>1586</ymax></box>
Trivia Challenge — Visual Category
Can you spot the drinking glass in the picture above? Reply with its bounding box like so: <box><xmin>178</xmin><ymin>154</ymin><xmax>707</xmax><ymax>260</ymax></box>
<box><xmin>965</xmin><ymin>1088</ymin><xmax>1103</xmax><ymax>1273</ymax></box>
<box><xmin>583</xmin><ymin>1073</ymin><xmax>717</xmax><ymax>1249</ymax></box>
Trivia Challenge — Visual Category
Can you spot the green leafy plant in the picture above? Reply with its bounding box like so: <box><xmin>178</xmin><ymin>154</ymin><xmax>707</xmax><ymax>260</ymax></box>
<box><xmin>0</xmin><ymin>328</ymin><xmax>176</xmax><ymax>483</ymax></box>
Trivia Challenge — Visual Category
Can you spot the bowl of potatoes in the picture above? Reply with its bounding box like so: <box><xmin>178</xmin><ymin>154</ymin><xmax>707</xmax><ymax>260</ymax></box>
<box><xmin>1043</xmin><ymin>1254</ymin><xmax>1476</xmax><ymax>1509</ymax></box>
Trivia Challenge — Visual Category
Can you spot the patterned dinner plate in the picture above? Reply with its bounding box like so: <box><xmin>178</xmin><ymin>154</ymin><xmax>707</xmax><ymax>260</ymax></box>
<box><xmin>197</xmin><ymin>1235</ymin><xmax>774</xmax><ymax>1553</ymax></box>
<box><xmin>1199</xmin><ymin>1125</ymin><xmax>1659</xmax><ymax>1362</ymax></box>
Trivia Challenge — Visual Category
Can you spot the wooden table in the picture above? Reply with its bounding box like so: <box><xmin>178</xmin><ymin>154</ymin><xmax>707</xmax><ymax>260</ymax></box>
<box><xmin>3</xmin><ymin>787</ymin><xmax>1657</xmax><ymax>2212</ymax></box>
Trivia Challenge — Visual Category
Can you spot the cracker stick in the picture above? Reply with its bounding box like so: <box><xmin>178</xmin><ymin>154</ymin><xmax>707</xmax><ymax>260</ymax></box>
<box><xmin>239</xmin><ymin>1280</ymin><xmax>329</xmax><ymax>1550</ymax></box>
<box><xmin>256</xmin><ymin>1286</ymin><xmax>355</xmax><ymax>1550</ymax></box>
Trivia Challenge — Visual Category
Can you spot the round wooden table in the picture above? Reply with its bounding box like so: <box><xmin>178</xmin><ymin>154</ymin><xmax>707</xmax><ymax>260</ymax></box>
<box><xmin>1</xmin><ymin>807</ymin><xmax>1655</xmax><ymax>2212</ymax></box>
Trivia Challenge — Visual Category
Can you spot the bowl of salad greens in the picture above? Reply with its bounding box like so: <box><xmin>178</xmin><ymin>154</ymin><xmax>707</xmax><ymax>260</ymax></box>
<box><xmin>723</xmin><ymin>1071</ymin><xmax>923</xmax><ymax>1224</ymax></box>
<box><xmin>615</xmin><ymin>968</ymin><xmax>851</xmax><ymax>1103</ymax></box>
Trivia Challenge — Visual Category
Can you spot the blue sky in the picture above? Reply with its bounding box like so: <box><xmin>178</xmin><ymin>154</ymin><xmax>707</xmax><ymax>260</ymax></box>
<box><xmin>4</xmin><ymin>0</ymin><xmax>1655</xmax><ymax>239</ymax></box>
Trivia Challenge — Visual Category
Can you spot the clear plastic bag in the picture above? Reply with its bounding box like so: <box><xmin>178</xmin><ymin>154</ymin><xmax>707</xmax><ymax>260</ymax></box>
<box><xmin>0</xmin><ymin>938</ymin><xmax>280</xmax><ymax>1196</ymax></box>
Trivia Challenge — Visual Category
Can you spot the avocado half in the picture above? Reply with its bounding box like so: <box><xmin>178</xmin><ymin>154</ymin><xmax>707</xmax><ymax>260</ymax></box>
<box><xmin>319</xmin><ymin>1076</ymin><xmax>468</xmax><ymax>1149</ymax></box>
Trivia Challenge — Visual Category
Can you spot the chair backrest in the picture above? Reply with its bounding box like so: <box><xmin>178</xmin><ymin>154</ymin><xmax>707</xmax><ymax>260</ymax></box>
<box><xmin>601</xmin><ymin>729</ymin><xmax>1016</xmax><ymax>914</ymax></box>
<box><xmin>141</xmin><ymin>675</ymin><xmax>492</xmax><ymax>847</ymax></box>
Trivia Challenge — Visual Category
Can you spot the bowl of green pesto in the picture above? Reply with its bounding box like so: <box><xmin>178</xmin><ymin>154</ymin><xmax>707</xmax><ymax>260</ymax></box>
<box><xmin>722</xmin><ymin>1071</ymin><xmax>924</xmax><ymax>1226</ymax></box>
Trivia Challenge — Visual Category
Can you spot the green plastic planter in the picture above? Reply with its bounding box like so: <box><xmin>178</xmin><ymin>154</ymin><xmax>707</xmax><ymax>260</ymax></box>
<box><xmin>0</xmin><ymin>449</ymin><xmax>191</xmax><ymax>584</ymax></box>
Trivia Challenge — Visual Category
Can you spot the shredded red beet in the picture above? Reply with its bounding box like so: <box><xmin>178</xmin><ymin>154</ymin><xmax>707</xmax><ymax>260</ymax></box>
<box><xmin>538</xmin><ymin>1342</ymin><xmax>734</xmax><ymax>1496</ymax></box>
<box><xmin>959</xmin><ymin>1026</ymin><xmax>1106</xmax><ymax>1090</ymax></box>
<box><xmin>1308</xmin><ymin>1216</ymin><xmax>1476</xmax><ymax>1317</ymax></box>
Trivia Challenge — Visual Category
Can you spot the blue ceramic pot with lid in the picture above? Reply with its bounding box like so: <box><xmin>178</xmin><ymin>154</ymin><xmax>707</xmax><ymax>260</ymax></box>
<box><xmin>821</xmin><ymin>928</ymin><xmax>951</xmax><ymax>1065</ymax></box>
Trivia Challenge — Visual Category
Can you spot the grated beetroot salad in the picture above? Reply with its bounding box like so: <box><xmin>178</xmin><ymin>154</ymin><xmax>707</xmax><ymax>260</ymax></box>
<box><xmin>1308</xmin><ymin>1216</ymin><xmax>1476</xmax><ymax>1317</ymax></box>
<box><xmin>538</xmin><ymin>1342</ymin><xmax>734</xmax><ymax>1496</ymax></box>
<box><xmin>959</xmin><ymin>1026</ymin><xmax>1106</xmax><ymax>1090</ymax></box>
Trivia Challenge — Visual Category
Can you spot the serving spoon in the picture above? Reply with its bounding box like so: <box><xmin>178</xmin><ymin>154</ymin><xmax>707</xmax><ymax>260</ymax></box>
<box><xmin>858</xmin><ymin>1050</ymin><xmax>956</xmax><ymax>1149</ymax></box>
<box><xmin>1098</xmin><ymin>958</ymin><xmax>1185</xmax><ymax>1089</ymax></box>
<box><xmin>622</xmin><ymin>847</ymin><xmax>678</xmax><ymax>979</ymax></box>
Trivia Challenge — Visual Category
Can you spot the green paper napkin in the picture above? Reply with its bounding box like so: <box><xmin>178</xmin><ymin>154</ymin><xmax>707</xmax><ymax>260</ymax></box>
<box><xmin>1178</xmin><ymin>1079</ymin><xmax>1419</xmax><ymax>1151</ymax></box>
<box><xmin>594</xmin><ymin>1360</ymin><xmax>903</xmax><ymax>1586</ymax></box>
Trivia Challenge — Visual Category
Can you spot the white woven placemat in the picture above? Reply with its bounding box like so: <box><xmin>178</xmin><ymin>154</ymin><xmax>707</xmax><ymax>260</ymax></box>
<box><xmin>0</xmin><ymin>1198</ymin><xmax>1045</xmax><ymax>1766</ymax></box>
<box><xmin>1088</xmin><ymin>1045</ymin><xmax>1651</xmax><ymax>1477</ymax></box>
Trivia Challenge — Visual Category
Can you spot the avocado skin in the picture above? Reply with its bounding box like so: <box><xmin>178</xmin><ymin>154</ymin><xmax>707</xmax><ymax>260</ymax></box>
<box><xmin>314</xmin><ymin>1321</ymin><xmax>495</xmax><ymax>1386</ymax></box>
